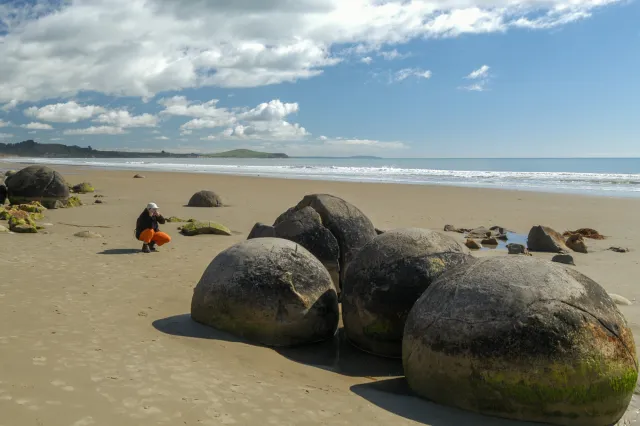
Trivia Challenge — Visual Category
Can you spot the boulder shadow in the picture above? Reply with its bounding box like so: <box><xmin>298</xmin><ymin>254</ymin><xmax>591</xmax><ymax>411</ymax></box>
<box><xmin>152</xmin><ymin>314</ymin><xmax>246</xmax><ymax>344</ymax></box>
<box><xmin>152</xmin><ymin>314</ymin><xmax>402</xmax><ymax>378</ymax></box>
<box><xmin>350</xmin><ymin>378</ymin><xmax>543</xmax><ymax>426</ymax></box>
<box><xmin>275</xmin><ymin>328</ymin><xmax>404</xmax><ymax>378</ymax></box>
<box><xmin>98</xmin><ymin>248</ymin><xmax>141</xmax><ymax>255</ymax></box>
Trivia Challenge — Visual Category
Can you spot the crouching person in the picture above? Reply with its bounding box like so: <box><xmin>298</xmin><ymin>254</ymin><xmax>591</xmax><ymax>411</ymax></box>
<box><xmin>136</xmin><ymin>202</ymin><xmax>171</xmax><ymax>253</ymax></box>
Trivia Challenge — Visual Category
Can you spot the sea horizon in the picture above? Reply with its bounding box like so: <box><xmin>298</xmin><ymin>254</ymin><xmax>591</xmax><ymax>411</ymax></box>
<box><xmin>3</xmin><ymin>156</ymin><xmax>640</xmax><ymax>198</ymax></box>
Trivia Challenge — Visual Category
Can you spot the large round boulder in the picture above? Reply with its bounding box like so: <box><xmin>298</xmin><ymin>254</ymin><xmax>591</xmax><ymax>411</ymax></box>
<box><xmin>403</xmin><ymin>256</ymin><xmax>637</xmax><ymax>426</ymax></box>
<box><xmin>342</xmin><ymin>228</ymin><xmax>472</xmax><ymax>358</ymax></box>
<box><xmin>272</xmin><ymin>194</ymin><xmax>377</xmax><ymax>291</ymax></box>
<box><xmin>0</xmin><ymin>183</ymin><xmax>6</xmax><ymax>205</ymax></box>
<box><xmin>5</xmin><ymin>165</ymin><xmax>70</xmax><ymax>209</ymax></box>
<box><xmin>188</xmin><ymin>190</ymin><xmax>223</xmax><ymax>207</ymax></box>
<box><xmin>191</xmin><ymin>238</ymin><xmax>339</xmax><ymax>347</ymax></box>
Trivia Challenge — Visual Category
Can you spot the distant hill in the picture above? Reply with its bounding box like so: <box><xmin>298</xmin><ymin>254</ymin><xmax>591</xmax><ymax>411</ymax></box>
<box><xmin>0</xmin><ymin>140</ymin><xmax>288</xmax><ymax>159</ymax></box>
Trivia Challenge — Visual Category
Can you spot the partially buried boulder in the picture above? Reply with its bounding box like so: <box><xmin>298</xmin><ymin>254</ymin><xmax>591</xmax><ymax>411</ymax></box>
<box><xmin>5</xmin><ymin>165</ymin><xmax>70</xmax><ymax>209</ymax></box>
<box><xmin>72</xmin><ymin>182</ymin><xmax>95</xmax><ymax>193</ymax></box>
<box><xmin>191</xmin><ymin>238</ymin><xmax>339</xmax><ymax>347</ymax></box>
<box><xmin>247</xmin><ymin>222</ymin><xmax>276</xmax><ymax>239</ymax></box>
<box><xmin>566</xmin><ymin>233</ymin><xmax>588</xmax><ymax>253</ymax></box>
<box><xmin>188</xmin><ymin>190</ymin><xmax>223</xmax><ymax>207</ymax></box>
<box><xmin>403</xmin><ymin>256</ymin><xmax>638</xmax><ymax>426</ymax></box>
<box><xmin>342</xmin><ymin>228</ymin><xmax>472</xmax><ymax>358</ymax></box>
<box><xmin>180</xmin><ymin>221</ymin><xmax>231</xmax><ymax>236</ymax></box>
<box><xmin>279</xmin><ymin>194</ymin><xmax>377</xmax><ymax>290</ymax></box>
<box><xmin>527</xmin><ymin>225</ymin><xmax>569</xmax><ymax>253</ymax></box>
<box><xmin>249</xmin><ymin>206</ymin><xmax>340</xmax><ymax>289</ymax></box>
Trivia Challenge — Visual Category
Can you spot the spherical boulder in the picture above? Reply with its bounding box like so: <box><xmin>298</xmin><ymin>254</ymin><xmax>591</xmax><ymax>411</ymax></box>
<box><xmin>342</xmin><ymin>228</ymin><xmax>472</xmax><ymax>358</ymax></box>
<box><xmin>191</xmin><ymin>238</ymin><xmax>339</xmax><ymax>347</ymax></box>
<box><xmin>5</xmin><ymin>165</ymin><xmax>70</xmax><ymax>209</ymax></box>
<box><xmin>403</xmin><ymin>256</ymin><xmax>638</xmax><ymax>426</ymax></box>
<box><xmin>188</xmin><ymin>190</ymin><xmax>223</xmax><ymax>207</ymax></box>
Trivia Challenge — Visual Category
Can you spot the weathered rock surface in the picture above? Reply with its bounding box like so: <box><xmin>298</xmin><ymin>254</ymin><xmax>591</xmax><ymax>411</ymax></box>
<box><xmin>342</xmin><ymin>228</ymin><xmax>471</xmax><ymax>358</ymax></box>
<box><xmin>481</xmin><ymin>237</ymin><xmax>498</xmax><ymax>246</ymax></box>
<box><xmin>552</xmin><ymin>253</ymin><xmax>575</xmax><ymax>265</ymax></box>
<box><xmin>5</xmin><ymin>165</ymin><xmax>70</xmax><ymax>209</ymax></box>
<box><xmin>403</xmin><ymin>256</ymin><xmax>638</xmax><ymax>426</ymax></box>
<box><xmin>272</xmin><ymin>194</ymin><xmax>377</xmax><ymax>290</ymax></box>
<box><xmin>191</xmin><ymin>238</ymin><xmax>339</xmax><ymax>347</ymax></box>
<box><xmin>180</xmin><ymin>221</ymin><xmax>232</xmax><ymax>236</ymax></box>
<box><xmin>527</xmin><ymin>225</ymin><xmax>569</xmax><ymax>253</ymax></box>
<box><xmin>247</xmin><ymin>222</ymin><xmax>276</xmax><ymax>239</ymax></box>
<box><xmin>465</xmin><ymin>239</ymin><xmax>482</xmax><ymax>250</ymax></box>
<box><xmin>8</xmin><ymin>210</ymin><xmax>37</xmax><ymax>233</ymax></box>
<box><xmin>506</xmin><ymin>243</ymin><xmax>527</xmax><ymax>255</ymax></box>
<box><xmin>566</xmin><ymin>234</ymin><xmax>588</xmax><ymax>253</ymax></box>
<box><xmin>187</xmin><ymin>190</ymin><xmax>223</xmax><ymax>207</ymax></box>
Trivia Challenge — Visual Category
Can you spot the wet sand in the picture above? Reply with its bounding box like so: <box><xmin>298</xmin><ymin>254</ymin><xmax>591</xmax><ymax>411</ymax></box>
<box><xmin>1</xmin><ymin>162</ymin><xmax>640</xmax><ymax>425</ymax></box>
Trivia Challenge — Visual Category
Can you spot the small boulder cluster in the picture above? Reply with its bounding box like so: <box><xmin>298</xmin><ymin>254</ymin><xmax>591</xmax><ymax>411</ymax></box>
<box><xmin>189</xmin><ymin>193</ymin><xmax>637</xmax><ymax>426</ymax></box>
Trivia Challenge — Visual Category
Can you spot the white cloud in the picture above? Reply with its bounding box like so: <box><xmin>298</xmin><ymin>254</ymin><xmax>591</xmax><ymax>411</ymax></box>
<box><xmin>24</xmin><ymin>101</ymin><xmax>106</xmax><ymax>123</ymax></box>
<box><xmin>238</xmin><ymin>100</ymin><xmax>300</xmax><ymax>122</ymax></box>
<box><xmin>466</xmin><ymin>65</ymin><xmax>490</xmax><ymax>80</ymax></box>
<box><xmin>379</xmin><ymin>49</ymin><xmax>409</xmax><ymax>61</ymax></box>
<box><xmin>324</xmin><ymin>137</ymin><xmax>406</xmax><ymax>150</ymax></box>
<box><xmin>0</xmin><ymin>0</ymin><xmax>619</xmax><ymax>103</ymax></box>
<box><xmin>460</xmin><ymin>64</ymin><xmax>491</xmax><ymax>91</ymax></box>
<box><xmin>21</xmin><ymin>122</ymin><xmax>54</xmax><ymax>130</ymax></box>
<box><xmin>0</xmin><ymin>120</ymin><xmax>11</xmax><ymax>128</ymax></box>
<box><xmin>63</xmin><ymin>126</ymin><xmax>126</xmax><ymax>135</ymax></box>
<box><xmin>155</xmin><ymin>136</ymin><xmax>169</xmax><ymax>140</ymax></box>
<box><xmin>0</xmin><ymin>133</ymin><xmax>14</xmax><ymax>139</ymax></box>
<box><xmin>361</xmin><ymin>57</ymin><xmax>373</xmax><ymax>65</ymax></box>
<box><xmin>93</xmin><ymin>110</ymin><xmax>158</xmax><ymax>128</ymax></box>
<box><xmin>1</xmin><ymin>100</ymin><xmax>18</xmax><ymax>111</ymax></box>
<box><xmin>394</xmin><ymin>68</ymin><xmax>433</xmax><ymax>82</ymax></box>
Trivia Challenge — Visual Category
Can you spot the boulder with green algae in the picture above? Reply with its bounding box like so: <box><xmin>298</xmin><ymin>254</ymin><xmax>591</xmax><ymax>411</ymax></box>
<box><xmin>0</xmin><ymin>207</ymin><xmax>8</xmax><ymax>220</ymax></box>
<box><xmin>61</xmin><ymin>196</ymin><xmax>82</xmax><ymax>208</ymax></box>
<box><xmin>342</xmin><ymin>228</ymin><xmax>472</xmax><ymax>358</ymax></box>
<box><xmin>5</xmin><ymin>165</ymin><xmax>70</xmax><ymax>209</ymax></box>
<box><xmin>71</xmin><ymin>182</ymin><xmax>95</xmax><ymax>193</ymax></box>
<box><xmin>166</xmin><ymin>216</ymin><xmax>190</xmax><ymax>223</ymax></box>
<box><xmin>403</xmin><ymin>255</ymin><xmax>638</xmax><ymax>426</ymax></box>
<box><xmin>191</xmin><ymin>238</ymin><xmax>339</xmax><ymax>347</ymax></box>
<box><xmin>8</xmin><ymin>211</ymin><xmax>38</xmax><ymax>233</ymax></box>
<box><xmin>179</xmin><ymin>221</ymin><xmax>232</xmax><ymax>236</ymax></box>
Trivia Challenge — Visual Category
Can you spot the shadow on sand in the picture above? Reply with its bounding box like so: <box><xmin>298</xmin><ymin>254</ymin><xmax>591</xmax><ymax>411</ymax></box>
<box><xmin>98</xmin><ymin>248</ymin><xmax>141</xmax><ymax>255</ymax></box>
<box><xmin>350</xmin><ymin>378</ymin><xmax>541</xmax><ymax>426</ymax></box>
<box><xmin>153</xmin><ymin>314</ymin><xmax>402</xmax><ymax>378</ymax></box>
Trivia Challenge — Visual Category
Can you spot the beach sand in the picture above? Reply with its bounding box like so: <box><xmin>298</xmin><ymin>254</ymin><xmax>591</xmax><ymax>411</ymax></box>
<box><xmin>1</xmin><ymin>163</ymin><xmax>640</xmax><ymax>426</ymax></box>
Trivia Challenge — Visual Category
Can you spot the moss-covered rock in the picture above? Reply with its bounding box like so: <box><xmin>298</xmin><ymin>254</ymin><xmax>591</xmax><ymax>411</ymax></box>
<box><xmin>403</xmin><ymin>256</ymin><xmax>638</xmax><ymax>426</ymax></box>
<box><xmin>0</xmin><ymin>207</ymin><xmax>8</xmax><ymax>220</ymax></box>
<box><xmin>71</xmin><ymin>182</ymin><xmax>95</xmax><ymax>193</ymax></box>
<box><xmin>166</xmin><ymin>216</ymin><xmax>189</xmax><ymax>223</ymax></box>
<box><xmin>180</xmin><ymin>221</ymin><xmax>232</xmax><ymax>236</ymax></box>
<box><xmin>5</xmin><ymin>165</ymin><xmax>70</xmax><ymax>209</ymax></box>
<box><xmin>8</xmin><ymin>210</ymin><xmax>38</xmax><ymax>233</ymax></box>
<box><xmin>16</xmin><ymin>201</ymin><xmax>46</xmax><ymax>214</ymax></box>
<box><xmin>62</xmin><ymin>196</ymin><xmax>83</xmax><ymax>208</ymax></box>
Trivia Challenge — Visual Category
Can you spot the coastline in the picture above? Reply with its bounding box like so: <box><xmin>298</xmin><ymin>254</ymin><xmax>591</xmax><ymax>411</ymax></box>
<box><xmin>2</xmin><ymin>163</ymin><xmax>640</xmax><ymax>425</ymax></box>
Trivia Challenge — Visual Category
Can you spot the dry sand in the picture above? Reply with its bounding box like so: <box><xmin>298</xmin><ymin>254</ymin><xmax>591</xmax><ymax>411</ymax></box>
<box><xmin>1</xmin><ymin>163</ymin><xmax>640</xmax><ymax>426</ymax></box>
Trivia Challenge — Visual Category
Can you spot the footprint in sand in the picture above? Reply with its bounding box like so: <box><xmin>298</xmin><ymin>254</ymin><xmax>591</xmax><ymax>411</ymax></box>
<box><xmin>51</xmin><ymin>379</ymin><xmax>75</xmax><ymax>392</ymax></box>
<box><xmin>32</xmin><ymin>356</ymin><xmax>47</xmax><ymax>366</ymax></box>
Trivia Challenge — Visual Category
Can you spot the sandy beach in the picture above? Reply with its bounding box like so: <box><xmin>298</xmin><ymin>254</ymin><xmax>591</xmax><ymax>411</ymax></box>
<box><xmin>2</xmin><ymin>162</ymin><xmax>640</xmax><ymax>426</ymax></box>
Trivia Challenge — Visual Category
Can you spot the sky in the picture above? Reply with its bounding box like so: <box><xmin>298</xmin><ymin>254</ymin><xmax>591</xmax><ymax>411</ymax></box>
<box><xmin>0</xmin><ymin>0</ymin><xmax>638</xmax><ymax>158</ymax></box>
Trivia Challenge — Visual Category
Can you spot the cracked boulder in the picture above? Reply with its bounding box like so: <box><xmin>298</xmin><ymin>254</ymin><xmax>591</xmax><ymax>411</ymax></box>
<box><xmin>342</xmin><ymin>228</ymin><xmax>472</xmax><ymax>358</ymax></box>
<box><xmin>403</xmin><ymin>255</ymin><xmax>637</xmax><ymax>426</ymax></box>
<box><xmin>191</xmin><ymin>238</ymin><xmax>339</xmax><ymax>347</ymax></box>
<box><xmin>5</xmin><ymin>165</ymin><xmax>70</xmax><ymax>209</ymax></box>
<box><xmin>284</xmin><ymin>194</ymin><xmax>377</xmax><ymax>291</ymax></box>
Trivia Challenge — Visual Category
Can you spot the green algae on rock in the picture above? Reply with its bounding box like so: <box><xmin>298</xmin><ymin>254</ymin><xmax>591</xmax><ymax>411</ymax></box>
<box><xmin>191</xmin><ymin>238</ymin><xmax>339</xmax><ymax>347</ymax></box>
<box><xmin>179</xmin><ymin>221</ymin><xmax>232</xmax><ymax>236</ymax></box>
<box><xmin>166</xmin><ymin>216</ymin><xmax>190</xmax><ymax>223</ymax></box>
<box><xmin>71</xmin><ymin>182</ymin><xmax>95</xmax><ymax>193</ymax></box>
<box><xmin>8</xmin><ymin>210</ymin><xmax>38</xmax><ymax>233</ymax></box>
<box><xmin>62</xmin><ymin>196</ymin><xmax>83</xmax><ymax>208</ymax></box>
<box><xmin>402</xmin><ymin>255</ymin><xmax>638</xmax><ymax>426</ymax></box>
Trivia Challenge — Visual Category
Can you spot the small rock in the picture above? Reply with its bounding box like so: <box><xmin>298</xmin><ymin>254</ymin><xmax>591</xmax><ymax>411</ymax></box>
<box><xmin>375</xmin><ymin>228</ymin><xmax>385</xmax><ymax>235</ymax></box>
<box><xmin>133</xmin><ymin>174</ymin><xmax>145</xmax><ymax>179</ymax></box>
<box><xmin>94</xmin><ymin>194</ymin><xmax>104</xmax><ymax>198</ymax></box>
<box><xmin>94</xmin><ymin>199</ymin><xmax>104</xmax><ymax>204</ymax></box>
<box><xmin>527</xmin><ymin>225</ymin><xmax>569</xmax><ymax>253</ymax></box>
<box><xmin>444</xmin><ymin>224</ymin><xmax>462</xmax><ymax>233</ymax></box>
<box><xmin>72</xmin><ymin>182</ymin><xmax>95</xmax><ymax>193</ymax></box>
<box><xmin>608</xmin><ymin>293</ymin><xmax>632</xmax><ymax>306</ymax></box>
<box><xmin>566</xmin><ymin>234</ymin><xmax>588</xmax><ymax>253</ymax></box>
<box><xmin>609</xmin><ymin>246</ymin><xmax>630</xmax><ymax>253</ymax></box>
<box><xmin>467</xmin><ymin>227</ymin><xmax>492</xmax><ymax>239</ymax></box>
<box><xmin>74</xmin><ymin>231</ymin><xmax>103</xmax><ymax>238</ymax></box>
<box><xmin>481</xmin><ymin>237</ymin><xmax>499</xmax><ymax>246</ymax></box>
<box><xmin>465</xmin><ymin>239</ymin><xmax>482</xmax><ymax>250</ymax></box>
<box><xmin>506</xmin><ymin>243</ymin><xmax>527</xmax><ymax>255</ymax></box>
<box><xmin>552</xmin><ymin>254</ymin><xmax>575</xmax><ymax>265</ymax></box>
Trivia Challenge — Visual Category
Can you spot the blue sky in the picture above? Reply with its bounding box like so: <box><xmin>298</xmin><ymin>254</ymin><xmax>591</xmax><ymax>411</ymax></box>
<box><xmin>0</xmin><ymin>0</ymin><xmax>638</xmax><ymax>157</ymax></box>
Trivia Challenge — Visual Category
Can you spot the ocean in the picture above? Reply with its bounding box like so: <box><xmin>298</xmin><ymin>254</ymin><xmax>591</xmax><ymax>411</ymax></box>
<box><xmin>3</xmin><ymin>157</ymin><xmax>640</xmax><ymax>198</ymax></box>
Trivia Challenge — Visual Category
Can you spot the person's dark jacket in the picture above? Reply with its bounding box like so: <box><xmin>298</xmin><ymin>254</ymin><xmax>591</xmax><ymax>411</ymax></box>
<box><xmin>135</xmin><ymin>209</ymin><xmax>166</xmax><ymax>239</ymax></box>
